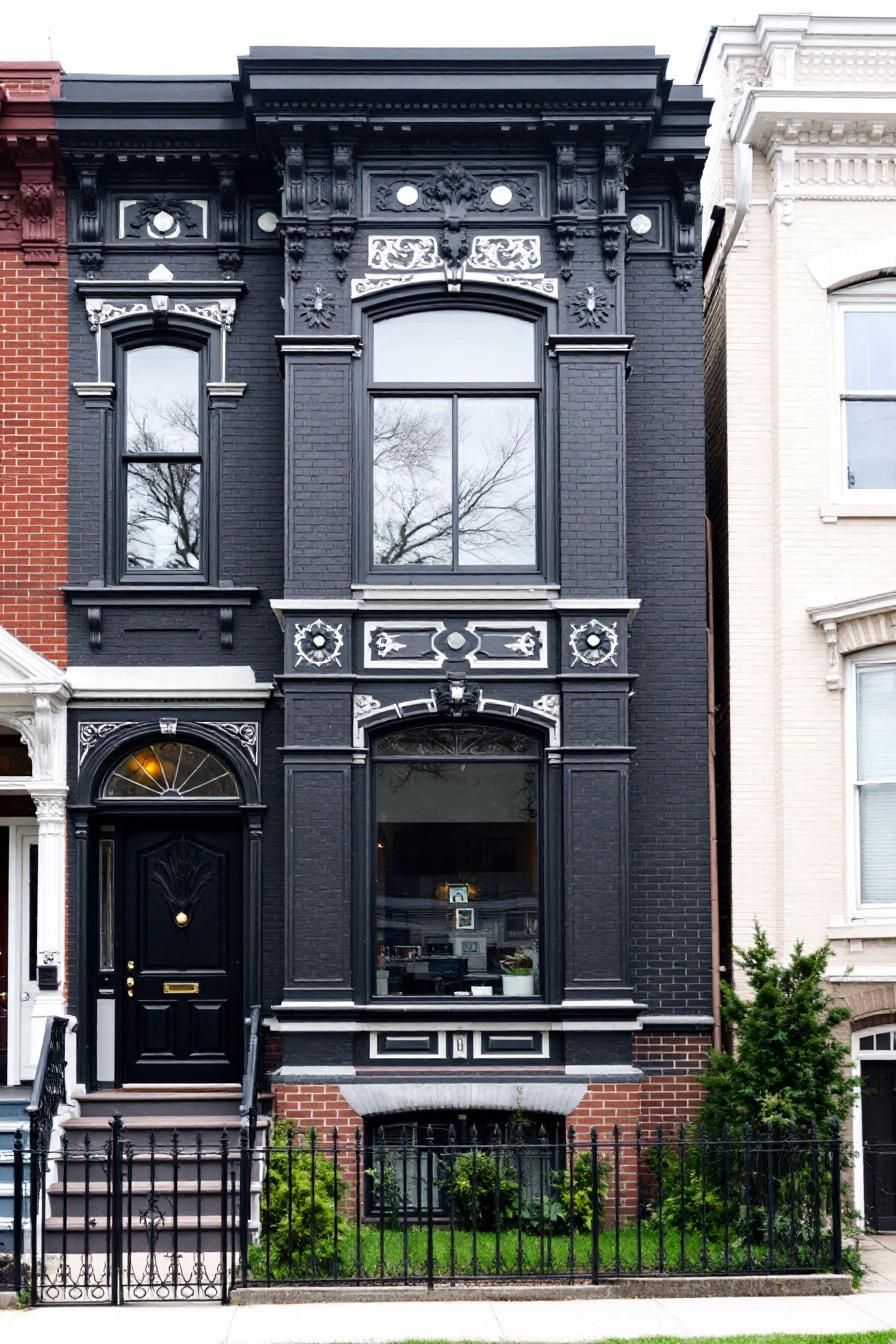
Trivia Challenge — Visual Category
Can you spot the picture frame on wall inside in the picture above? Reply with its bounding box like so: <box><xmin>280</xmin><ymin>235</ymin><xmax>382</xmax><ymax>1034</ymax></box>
<box><xmin>448</xmin><ymin>884</ymin><xmax>470</xmax><ymax>904</ymax></box>
<box><xmin>455</xmin><ymin>906</ymin><xmax>475</xmax><ymax>930</ymax></box>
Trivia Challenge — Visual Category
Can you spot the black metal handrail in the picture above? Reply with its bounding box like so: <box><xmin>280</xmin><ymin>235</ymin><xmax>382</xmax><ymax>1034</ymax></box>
<box><xmin>26</xmin><ymin>1015</ymin><xmax>69</xmax><ymax>1155</ymax></box>
<box><xmin>239</xmin><ymin>1005</ymin><xmax>262</xmax><ymax>1147</ymax></box>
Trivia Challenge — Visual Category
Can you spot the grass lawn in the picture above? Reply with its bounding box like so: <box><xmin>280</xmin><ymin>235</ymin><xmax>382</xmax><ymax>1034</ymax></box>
<box><xmin>249</xmin><ymin>1224</ymin><xmax>827</xmax><ymax>1280</ymax></box>
<box><xmin>374</xmin><ymin>1338</ymin><xmax>893</xmax><ymax>1344</ymax></box>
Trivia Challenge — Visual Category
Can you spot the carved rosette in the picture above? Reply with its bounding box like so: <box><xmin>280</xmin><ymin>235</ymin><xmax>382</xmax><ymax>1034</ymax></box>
<box><xmin>568</xmin><ymin>284</ymin><xmax>611</xmax><ymax>328</ymax></box>
<box><xmin>294</xmin><ymin>619</ymin><xmax>344</xmax><ymax>668</ymax></box>
<box><xmin>569</xmin><ymin>618</ymin><xmax>619</xmax><ymax>669</ymax></box>
<box><xmin>298</xmin><ymin>284</ymin><xmax>337</xmax><ymax>328</ymax></box>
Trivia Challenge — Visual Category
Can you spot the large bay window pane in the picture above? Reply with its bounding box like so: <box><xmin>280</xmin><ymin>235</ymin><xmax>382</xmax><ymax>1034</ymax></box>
<box><xmin>374</xmin><ymin>726</ymin><xmax>540</xmax><ymax>997</ymax></box>
<box><xmin>458</xmin><ymin>398</ymin><xmax>536</xmax><ymax>566</ymax></box>
<box><xmin>372</xmin><ymin>398</ymin><xmax>452</xmax><ymax>565</ymax></box>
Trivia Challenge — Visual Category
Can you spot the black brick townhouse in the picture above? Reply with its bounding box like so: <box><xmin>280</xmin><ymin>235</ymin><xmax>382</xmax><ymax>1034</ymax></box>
<box><xmin>53</xmin><ymin>47</ymin><xmax>713</xmax><ymax>1142</ymax></box>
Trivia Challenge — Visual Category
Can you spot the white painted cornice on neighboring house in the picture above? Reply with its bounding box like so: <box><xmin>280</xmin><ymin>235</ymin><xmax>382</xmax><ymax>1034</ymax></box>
<box><xmin>65</xmin><ymin>664</ymin><xmax>274</xmax><ymax>705</ymax></box>
<box><xmin>808</xmin><ymin>591</ymin><xmax>896</xmax><ymax>690</ymax></box>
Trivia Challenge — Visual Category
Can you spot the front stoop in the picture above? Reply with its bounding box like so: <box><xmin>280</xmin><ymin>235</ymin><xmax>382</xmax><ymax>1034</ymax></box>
<box><xmin>230</xmin><ymin>1274</ymin><xmax>854</xmax><ymax>1303</ymax></box>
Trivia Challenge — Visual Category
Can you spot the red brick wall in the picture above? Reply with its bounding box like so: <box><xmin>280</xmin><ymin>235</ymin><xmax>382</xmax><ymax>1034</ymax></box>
<box><xmin>0</xmin><ymin>64</ymin><xmax>67</xmax><ymax>666</ymax></box>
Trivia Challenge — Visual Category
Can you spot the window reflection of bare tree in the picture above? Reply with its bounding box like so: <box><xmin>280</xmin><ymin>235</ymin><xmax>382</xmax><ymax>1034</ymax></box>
<box><xmin>373</xmin><ymin>399</ymin><xmax>535</xmax><ymax>565</ymax></box>
<box><xmin>126</xmin><ymin>395</ymin><xmax>201</xmax><ymax>570</ymax></box>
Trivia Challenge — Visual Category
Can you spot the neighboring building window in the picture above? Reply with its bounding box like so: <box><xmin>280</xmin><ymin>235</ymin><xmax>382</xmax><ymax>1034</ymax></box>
<box><xmin>369</xmin><ymin>308</ymin><xmax>539</xmax><ymax>572</ymax></box>
<box><xmin>373</xmin><ymin>723</ymin><xmax>541</xmax><ymax>998</ymax></box>
<box><xmin>122</xmin><ymin>342</ymin><xmax>204</xmax><ymax>574</ymax></box>
<box><xmin>840</xmin><ymin>306</ymin><xmax>896</xmax><ymax>489</ymax></box>
<box><xmin>855</xmin><ymin>663</ymin><xmax>896</xmax><ymax>904</ymax></box>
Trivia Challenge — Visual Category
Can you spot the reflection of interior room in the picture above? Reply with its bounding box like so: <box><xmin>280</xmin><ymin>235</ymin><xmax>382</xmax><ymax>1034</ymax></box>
<box><xmin>374</xmin><ymin>756</ymin><xmax>539</xmax><ymax>996</ymax></box>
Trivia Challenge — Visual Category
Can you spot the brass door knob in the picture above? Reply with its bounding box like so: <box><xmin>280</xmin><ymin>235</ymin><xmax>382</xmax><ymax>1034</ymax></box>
<box><xmin>125</xmin><ymin>976</ymin><xmax>135</xmax><ymax>988</ymax></box>
<box><xmin>0</xmin><ymin>991</ymin><xmax>7</xmax><ymax>1001</ymax></box>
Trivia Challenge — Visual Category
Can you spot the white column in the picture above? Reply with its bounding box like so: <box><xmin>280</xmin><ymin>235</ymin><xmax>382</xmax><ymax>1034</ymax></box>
<box><xmin>27</xmin><ymin>791</ymin><xmax>68</xmax><ymax>1071</ymax></box>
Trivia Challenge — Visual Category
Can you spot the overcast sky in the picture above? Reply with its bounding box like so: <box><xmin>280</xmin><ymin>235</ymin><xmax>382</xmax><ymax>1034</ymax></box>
<box><xmin>2</xmin><ymin>0</ymin><xmax>889</xmax><ymax>86</ymax></box>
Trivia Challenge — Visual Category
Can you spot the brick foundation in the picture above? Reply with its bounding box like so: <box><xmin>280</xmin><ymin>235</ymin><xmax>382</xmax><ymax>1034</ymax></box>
<box><xmin>269</xmin><ymin>1034</ymin><xmax>709</xmax><ymax>1223</ymax></box>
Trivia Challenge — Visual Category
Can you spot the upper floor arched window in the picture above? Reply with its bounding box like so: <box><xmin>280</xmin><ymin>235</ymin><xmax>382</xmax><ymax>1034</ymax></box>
<box><xmin>122</xmin><ymin>342</ymin><xmax>204</xmax><ymax>575</ymax></box>
<box><xmin>834</xmin><ymin>283</ymin><xmax>896</xmax><ymax>494</ymax></box>
<box><xmin>366</xmin><ymin>305</ymin><xmax>541</xmax><ymax>575</ymax></box>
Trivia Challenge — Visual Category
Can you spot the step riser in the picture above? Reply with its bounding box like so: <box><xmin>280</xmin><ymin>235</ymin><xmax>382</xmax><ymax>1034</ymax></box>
<box><xmin>57</xmin><ymin>1127</ymin><xmax>246</xmax><ymax>1151</ymax></box>
<box><xmin>44</xmin><ymin>1191</ymin><xmax>236</xmax><ymax>1220</ymax></box>
<box><xmin>78</xmin><ymin>1100</ymin><xmax>242</xmax><ymax>1119</ymax></box>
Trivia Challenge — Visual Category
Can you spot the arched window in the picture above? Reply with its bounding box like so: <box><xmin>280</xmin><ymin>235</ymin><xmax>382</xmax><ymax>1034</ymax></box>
<box><xmin>367</xmin><ymin>306</ymin><xmax>541</xmax><ymax>574</ymax></box>
<box><xmin>834</xmin><ymin>282</ymin><xmax>896</xmax><ymax>492</ymax></box>
<box><xmin>101</xmin><ymin>740</ymin><xmax>239</xmax><ymax>800</ymax></box>
<box><xmin>120</xmin><ymin>341</ymin><xmax>205</xmax><ymax>575</ymax></box>
<box><xmin>373</xmin><ymin>722</ymin><xmax>541</xmax><ymax>999</ymax></box>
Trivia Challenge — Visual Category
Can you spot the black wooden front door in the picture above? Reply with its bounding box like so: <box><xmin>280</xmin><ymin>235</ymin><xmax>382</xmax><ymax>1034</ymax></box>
<box><xmin>122</xmin><ymin>823</ymin><xmax>242</xmax><ymax>1084</ymax></box>
<box><xmin>863</xmin><ymin>1059</ymin><xmax>896</xmax><ymax>1231</ymax></box>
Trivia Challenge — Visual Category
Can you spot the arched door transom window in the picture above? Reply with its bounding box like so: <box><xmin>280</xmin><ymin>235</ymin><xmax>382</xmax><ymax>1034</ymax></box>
<box><xmin>374</xmin><ymin>722</ymin><xmax>541</xmax><ymax>998</ymax></box>
<box><xmin>101</xmin><ymin>740</ymin><xmax>240</xmax><ymax>800</ymax></box>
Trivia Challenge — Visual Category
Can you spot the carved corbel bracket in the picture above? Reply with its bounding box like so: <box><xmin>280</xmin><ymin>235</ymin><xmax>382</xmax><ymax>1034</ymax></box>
<box><xmin>671</xmin><ymin>161</ymin><xmax>701</xmax><ymax>293</ymax></box>
<box><xmin>330</xmin><ymin>138</ymin><xmax>356</xmax><ymax>282</ymax></box>
<box><xmin>217</xmin><ymin>161</ymin><xmax>241</xmax><ymax>273</ymax></box>
<box><xmin>277</xmin><ymin>135</ymin><xmax>307</xmax><ymax>285</ymax></box>
<box><xmin>552</xmin><ymin>142</ymin><xmax>578</xmax><ymax>281</ymax></box>
<box><xmin>5</xmin><ymin>134</ymin><xmax>61</xmax><ymax>265</ymax></box>
<box><xmin>76</xmin><ymin>162</ymin><xmax>103</xmax><ymax>274</ymax></box>
<box><xmin>599</xmin><ymin>142</ymin><xmax>632</xmax><ymax>283</ymax></box>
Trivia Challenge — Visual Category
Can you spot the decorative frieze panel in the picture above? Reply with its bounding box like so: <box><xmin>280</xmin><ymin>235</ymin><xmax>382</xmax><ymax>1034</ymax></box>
<box><xmin>363</xmin><ymin>619</ymin><xmax>549</xmax><ymax>671</ymax></box>
<box><xmin>117</xmin><ymin>196</ymin><xmax>208</xmax><ymax>241</ymax></box>
<box><xmin>367</xmin><ymin>168</ymin><xmax>543</xmax><ymax>217</ymax></box>
<box><xmin>206</xmin><ymin>721</ymin><xmax>259</xmax><ymax>767</ymax></box>
<box><xmin>352</xmin><ymin>233</ymin><xmax>557</xmax><ymax>299</ymax></box>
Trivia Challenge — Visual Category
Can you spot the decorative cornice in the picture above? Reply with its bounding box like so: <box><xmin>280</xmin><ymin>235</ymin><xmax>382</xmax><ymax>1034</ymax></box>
<box><xmin>808</xmin><ymin>590</ymin><xmax>896</xmax><ymax>690</ymax></box>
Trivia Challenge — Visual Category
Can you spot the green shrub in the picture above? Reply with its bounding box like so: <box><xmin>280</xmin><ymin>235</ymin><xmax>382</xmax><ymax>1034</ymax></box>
<box><xmin>248</xmin><ymin>1123</ymin><xmax>347</xmax><ymax>1281</ymax></box>
<box><xmin>553</xmin><ymin>1150</ymin><xmax>609</xmax><ymax>1233</ymax></box>
<box><xmin>365</xmin><ymin>1156</ymin><xmax>404</xmax><ymax>1229</ymax></box>
<box><xmin>438</xmin><ymin>1148</ymin><xmax>520</xmax><ymax>1230</ymax></box>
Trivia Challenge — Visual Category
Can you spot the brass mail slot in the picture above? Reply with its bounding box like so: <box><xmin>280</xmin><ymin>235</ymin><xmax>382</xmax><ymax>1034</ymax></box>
<box><xmin>162</xmin><ymin>981</ymin><xmax>199</xmax><ymax>995</ymax></box>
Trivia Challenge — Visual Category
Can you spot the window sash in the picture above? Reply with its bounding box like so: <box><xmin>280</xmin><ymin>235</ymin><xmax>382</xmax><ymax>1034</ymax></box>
<box><xmin>370</xmin><ymin>392</ymin><xmax>538</xmax><ymax>572</ymax></box>
<box><xmin>117</xmin><ymin>339</ymin><xmax>208</xmax><ymax>579</ymax></box>
<box><xmin>839</xmin><ymin>303</ymin><xmax>896</xmax><ymax>493</ymax></box>
<box><xmin>855</xmin><ymin>662</ymin><xmax>896</xmax><ymax>906</ymax></box>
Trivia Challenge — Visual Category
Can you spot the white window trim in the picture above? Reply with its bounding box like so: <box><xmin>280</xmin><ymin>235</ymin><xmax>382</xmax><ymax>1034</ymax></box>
<box><xmin>822</xmin><ymin>282</ymin><xmax>896</xmax><ymax>522</ymax></box>
<box><xmin>846</xmin><ymin>648</ymin><xmax>896</xmax><ymax>922</ymax></box>
<box><xmin>851</xmin><ymin>1025</ymin><xmax>896</xmax><ymax>1223</ymax></box>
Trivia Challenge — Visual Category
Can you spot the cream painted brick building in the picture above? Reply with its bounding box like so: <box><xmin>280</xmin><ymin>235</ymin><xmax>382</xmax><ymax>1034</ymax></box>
<box><xmin>701</xmin><ymin>14</ymin><xmax>896</xmax><ymax>1224</ymax></box>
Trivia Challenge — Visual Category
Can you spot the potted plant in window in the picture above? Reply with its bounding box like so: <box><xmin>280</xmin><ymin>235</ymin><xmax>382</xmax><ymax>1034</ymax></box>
<box><xmin>500</xmin><ymin>950</ymin><xmax>535</xmax><ymax>997</ymax></box>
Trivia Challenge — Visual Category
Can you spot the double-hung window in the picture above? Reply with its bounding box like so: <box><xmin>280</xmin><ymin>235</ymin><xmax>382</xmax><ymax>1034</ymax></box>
<box><xmin>839</xmin><ymin>300</ymin><xmax>896</xmax><ymax>491</ymax></box>
<box><xmin>854</xmin><ymin>661</ymin><xmax>896</xmax><ymax>907</ymax></box>
<box><xmin>367</xmin><ymin>307</ymin><xmax>541</xmax><ymax>573</ymax></box>
<box><xmin>121</xmin><ymin>341</ymin><xmax>205</xmax><ymax>576</ymax></box>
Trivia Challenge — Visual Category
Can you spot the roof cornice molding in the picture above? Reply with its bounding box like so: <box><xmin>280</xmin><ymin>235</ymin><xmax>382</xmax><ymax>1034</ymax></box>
<box><xmin>733</xmin><ymin>89</ymin><xmax>896</xmax><ymax>150</ymax></box>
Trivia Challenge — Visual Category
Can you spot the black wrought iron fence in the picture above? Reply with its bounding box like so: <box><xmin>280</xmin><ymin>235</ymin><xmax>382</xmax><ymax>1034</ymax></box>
<box><xmin>11</xmin><ymin>1119</ymin><xmax>845</xmax><ymax>1304</ymax></box>
<box><xmin>237</xmin><ymin>1121</ymin><xmax>845</xmax><ymax>1290</ymax></box>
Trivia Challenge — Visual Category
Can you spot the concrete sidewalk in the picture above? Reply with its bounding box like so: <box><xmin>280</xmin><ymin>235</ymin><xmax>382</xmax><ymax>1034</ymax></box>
<box><xmin>4</xmin><ymin>1293</ymin><xmax>896</xmax><ymax>1344</ymax></box>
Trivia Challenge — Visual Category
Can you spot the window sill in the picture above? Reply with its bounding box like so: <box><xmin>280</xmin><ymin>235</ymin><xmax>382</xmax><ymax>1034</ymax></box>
<box><xmin>64</xmin><ymin>585</ymin><xmax>259</xmax><ymax>653</ymax></box>
<box><xmin>820</xmin><ymin>498</ymin><xmax>896</xmax><ymax>522</ymax></box>
<box><xmin>828</xmin><ymin>920</ymin><xmax>896</xmax><ymax>941</ymax></box>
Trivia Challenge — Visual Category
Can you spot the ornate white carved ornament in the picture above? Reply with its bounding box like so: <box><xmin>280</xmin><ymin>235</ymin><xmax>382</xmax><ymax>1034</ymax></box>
<box><xmin>352</xmin><ymin>234</ymin><xmax>557</xmax><ymax>299</ymax></box>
